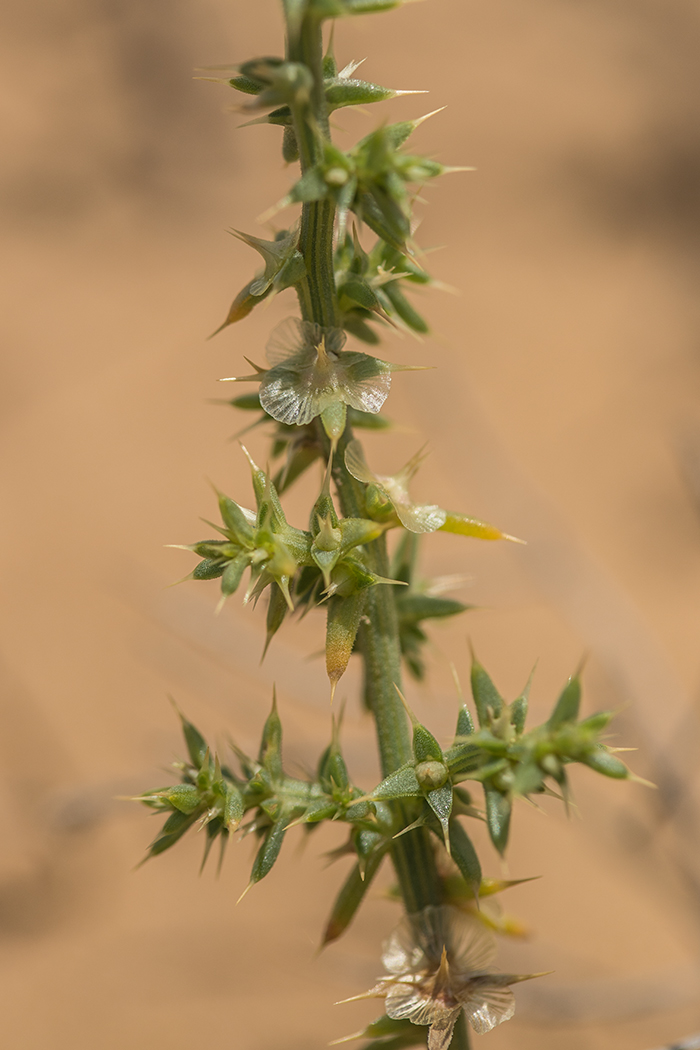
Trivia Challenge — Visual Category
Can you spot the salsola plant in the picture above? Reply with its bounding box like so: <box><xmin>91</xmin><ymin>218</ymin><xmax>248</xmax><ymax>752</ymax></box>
<box><xmin>136</xmin><ymin>2</ymin><xmax>641</xmax><ymax>1046</ymax></box>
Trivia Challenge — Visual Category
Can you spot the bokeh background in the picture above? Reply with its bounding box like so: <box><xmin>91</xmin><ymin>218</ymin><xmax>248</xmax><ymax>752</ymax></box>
<box><xmin>1</xmin><ymin>0</ymin><xmax>700</xmax><ymax>1047</ymax></box>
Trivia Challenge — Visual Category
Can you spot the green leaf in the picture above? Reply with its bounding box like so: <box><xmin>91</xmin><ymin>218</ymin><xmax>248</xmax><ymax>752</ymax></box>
<box><xmin>224</xmin><ymin>783</ymin><xmax>245</xmax><ymax>832</ymax></box>
<box><xmin>583</xmin><ymin>747</ymin><xmax>629</xmax><ymax>779</ymax></box>
<box><xmin>444</xmin><ymin>740</ymin><xmax>481</xmax><ymax>778</ymax></box>
<box><xmin>221</xmin><ymin>553</ymin><xmax>249</xmax><ymax>597</ymax></box>
<box><xmin>511</xmin><ymin>667</ymin><xmax>534</xmax><ymax>735</ymax></box>
<box><xmin>162</xmin><ymin>784</ymin><xmax>202</xmax><ymax>815</ymax></box>
<box><xmin>578</xmin><ymin>711</ymin><xmax>614</xmax><ymax>734</ymax></box>
<box><xmin>412</xmin><ymin>722</ymin><xmax>443</xmax><ymax>764</ymax></box>
<box><xmin>326</xmin><ymin>591</ymin><xmax>366</xmax><ymax>700</ymax></box>
<box><xmin>449</xmin><ymin>818</ymin><xmax>482</xmax><ymax>888</ymax></box>
<box><xmin>321</xmin><ymin>846</ymin><xmax>387</xmax><ymax>946</ymax></box>
<box><xmin>193</xmin><ymin>558</ymin><xmax>225</xmax><ymax>581</ymax></box>
<box><xmin>370</xmin><ymin>764</ymin><xmax>422</xmax><ymax>801</ymax></box>
<box><xmin>328</xmin><ymin>749</ymin><xmax>350</xmax><ymax>793</ymax></box>
<box><xmin>282</xmin><ymin>125</ymin><xmax>299</xmax><ymax>163</ymax></box>
<box><xmin>228</xmin><ymin>74</ymin><xmax>264</xmax><ymax>95</ymax></box>
<box><xmin>228</xmin><ymin>392</ymin><xmax>262</xmax><ymax>411</ymax></box>
<box><xmin>455</xmin><ymin>704</ymin><xmax>475</xmax><ymax>739</ymax></box>
<box><xmin>470</xmin><ymin>657</ymin><xmax>504</xmax><ymax>726</ymax></box>
<box><xmin>398</xmin><ymin>595</ymin><xmax>469</xmax><ymax>625</ymax></box>
<box><xmin>342</xmin><ymin>313</ymin><xmax>381</xmax><ymax>344</ymax></box>
<box><xmin>258</xmin><ymin>694</ymin><xmax>283</xmax><ymax>779</ymax></box>
<box><xmin>381</xmin><ymin>281</ymin><xmax>428</xmax><ymax>333</ymax></box>
<box><xmin>339</xmin><ymin>277</ymin><xmax>381</xmax><ymax>311</ymax></box>
<box><xmin>250</xmin><ymin>816</ymin><xmax>288</xmax><ymax>885</ymax></box>
<box><xmin>484</xmin><ymin>784</ymin><xmax>512</xmax><ymax>855</ymax></box>
<box><xmin>147</xmin><ymin>809</ymin><xmax>200</xmax><ymax>858</ymax></box>
<box><xmin>326</xmin><ymin>78</ymin><xmax>398</xmax><ymax>110</ymax></box>
<box><xmin>177</xmin><ymin>710</ymin><xmax>209</xmax><ymax>768</ymax></box>
<box><xmin>353</xmin><ymin>188</ymin><xmax>410</xmax><ymax>253</ymax></box>
<box><xmin>263</xmin><ymin>582</ymin><xmax>289</xmax><ymax>659</ymax></box>
<box><xmin>336</xmin><ymin>1016</ymin><xmax>424</xmax><ymax>1050</ymax></box>
<box><xmin>548</xmin><ymin>674</ymin><xmax>581</xmax><ymax>729</ymax></box>
<box><xmin>426</xmin><ymin>783</ymin><xmax>453</xmax><ymax>851</ymax></box>
<box><xmin>512</xmin><ymin>759</ymin><xmax>545</xmax><ymax>796</ymax></box>
<box><xmin>289</xmin><ymin>167</ymin><xmax>329</xmax><ymax>204</ymax></box>
<box><xmin>210</xmin><ymin>278</ymin><xmax>271</xmax><ymax>337</ymax></box>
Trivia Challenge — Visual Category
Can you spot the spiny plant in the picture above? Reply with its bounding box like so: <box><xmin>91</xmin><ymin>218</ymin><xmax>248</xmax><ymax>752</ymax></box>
<box><xmin>136</xmin><ymin>3</ymin><xmax>642</xmax><ymax>1047</ymax></box>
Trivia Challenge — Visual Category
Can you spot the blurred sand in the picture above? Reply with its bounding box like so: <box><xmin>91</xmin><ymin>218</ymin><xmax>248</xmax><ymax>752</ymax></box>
<box><xmin>1</xmin><ymin>0</ymin><xmax>700</xmax><ymax>1047</ymax></box>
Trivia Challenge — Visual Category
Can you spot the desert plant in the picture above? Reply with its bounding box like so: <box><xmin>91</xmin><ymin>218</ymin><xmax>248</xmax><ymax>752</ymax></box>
<box><xmin>136</xmin><ymin>3</ymin><xmax>640</xmax><ymax>1047</ymax></box>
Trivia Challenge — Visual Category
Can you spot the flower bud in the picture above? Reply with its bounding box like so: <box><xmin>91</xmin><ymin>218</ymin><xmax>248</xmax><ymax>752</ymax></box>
<box><xmin>415</xmin><ymin>760</ymin><xmax>449</xmax><ymax>790</ymax></box>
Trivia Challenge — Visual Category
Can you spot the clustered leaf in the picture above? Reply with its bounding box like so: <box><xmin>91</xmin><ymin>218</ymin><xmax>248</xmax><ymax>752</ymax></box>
<box><xmin>208</xmin><ymin>23</ymin><xmax>459</xmax><ymax>344</ymax></box>
<box><xmin>137</xmin><ymin>699</ymin><xmax>397</xmax><ymax>932</ymax></box>
<box><xmin>177</xmin><ymin>443</ymin><xmax>514</xmax><ymax>696</ymax></box>
<box><xmin>360</xmin><ymin>656</ymin><xmax>637</xmax><ymax>859</ymax></box>
<box><xmin>265</xmin><ymin>116</ymin><xmax>462</xmax><ymax>257</ymax></box>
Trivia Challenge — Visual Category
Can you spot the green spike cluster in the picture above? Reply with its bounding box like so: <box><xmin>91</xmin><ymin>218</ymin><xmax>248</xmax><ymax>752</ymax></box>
<box><xmin>209</xmin><ymin>13</ymin><xmax>452</xmax><ymax>344</ymax></box>
<box><xmin>360</xmin><ymin>657</ymin><xmax>636</xmax><ymax>860</ymax></box>
<box><xmin>137</xmin><ymin>698</ymin><xmax>396</xmax><ymax>919</ymax></box>
<box><xmin>138</xmin><ymin>659</ymin><xmax>635</xmax><ymax>945</ymax></box>
<box><xmin>179</xmin><ymin>442</ymin><xmax>511</xmax><ymax>697</ymax></box>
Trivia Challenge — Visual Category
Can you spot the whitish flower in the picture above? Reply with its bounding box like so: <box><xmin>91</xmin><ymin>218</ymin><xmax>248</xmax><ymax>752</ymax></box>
<box><xmin>343</xmin><ymin>906</ymin><xmax>545</xmax><ymax>1048</ymax></box>
<box><xmin>344</xmin><ymin>439</ymin><xmax>446</xmax><ymax>533</ymax></box>
<box><xmin>221</xmin><ymin>318</ymin><xmax>410</xmax><ymax>446</ymax></box>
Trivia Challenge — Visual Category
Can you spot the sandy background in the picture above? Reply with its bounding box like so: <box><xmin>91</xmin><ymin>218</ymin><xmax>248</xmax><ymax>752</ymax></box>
<box><xmin>1</xmin><ymin>0</ymin><xmax>700</xmax><ymax>1047</ymax></box>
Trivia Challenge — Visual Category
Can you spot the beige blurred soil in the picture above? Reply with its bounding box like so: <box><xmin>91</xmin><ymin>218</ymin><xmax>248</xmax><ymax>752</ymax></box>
<box><xmin>1</xmin><ymin>0</ymin><xmax>700</xmax><ymax>1047</ymax></box>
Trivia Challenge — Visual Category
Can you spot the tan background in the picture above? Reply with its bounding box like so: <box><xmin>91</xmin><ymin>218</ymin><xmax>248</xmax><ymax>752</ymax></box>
<box><xmin>1</xmin><ymin>0</ymin><xmax>700</xmax><ymax>1047</ymax></box>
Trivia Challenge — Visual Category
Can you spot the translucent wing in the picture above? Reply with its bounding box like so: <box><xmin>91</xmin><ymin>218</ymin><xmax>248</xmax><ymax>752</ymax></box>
<box><xmin>385</xmin><ymin>983</ymin><xmax>461</xmax><ymax>1050</ymax></box>
<box><xmin>266</xmin><ymin>317</ymin><xmax>308</xmax><ymax>366</ymax></box>
<box><xmin>344</xmin><ymin>439</ymin><xmax>379</xmax><ymax>487</ymax></box>
<box><xmin>382</xmin><ymin>924</ymin><xmax>427</xmax><ymax>976</ymax></box>
<box><xmin>394</xmin><ymin>501</ymin><xmax>447</xmax><ymax>534</ymax></box>
<box><xmin>447</xmin><ymin>908</ymin><xmax>498</xmax><ymax>972</ymax></box>
<box><xmin>337</xmin><ymin>352</ymin><xmax>393</xmax><ymax>414</ymax></box>
<box><xmin>385</xmin><ymin>985</ymin><xmax>431</xmax><ymax>1023</ymax></box>
<box><xmin>259</xmin><ymin>372</ymin><xmax>320</xmax><ymax>426</ymax></box>
<box><xmin>463</xmin><ymin>985</ymin><xmax>515</xmax><ymax>1034</ymax></box>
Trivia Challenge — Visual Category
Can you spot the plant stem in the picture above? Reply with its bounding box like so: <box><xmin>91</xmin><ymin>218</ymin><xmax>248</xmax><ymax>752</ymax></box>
<box><xmin>290</xmin><ymin>12</ymin><xmax>443</xmax><ymax>917</ymax></box>
<box><xmin>451</xmin><ymin>1012</ymin><xmax>472</xmax><ymax>1050</ymax></box>
<box><xmin>288</xmin><ymin>15</ymin><xmax>338</xmax><ymax>328</ymax></box>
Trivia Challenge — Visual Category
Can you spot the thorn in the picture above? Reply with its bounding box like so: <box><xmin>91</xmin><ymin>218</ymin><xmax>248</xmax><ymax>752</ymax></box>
<box><xmin>328</xmin><ymin>1032</ymin><xmax>368</xmax><ymax>1046</ymax></box>
<box><xmin>628</xmin><ymin>773</ymin><xmax>657</xmax><ymax>789</ymax></box>
<box><xmin>393</xmin><ymin>683</ymin><xmax>418</xmax><ymax>726</ymax></box>
<box><xmin>257</xmin><ymin>196</ymin><xmax>290</xmax><ymax>225</ymax></box>
<box><xmin>412</xmin><ymin>106</ymin><xmax>447</xmax><ymax>128</ymax></box>
<box><xmin>240</xmin><ymin>443</ymin><xmax>260</xmax><ymax>472</ymax></box>
<box><xmin>449</xmin><ymin>662</ymin><xmax>464</xmax><ymax>702</ymax></box>
<box><xmin>236</xmin><ymin>881</ymin><xmax>253</xmax><ymax>905</ymax></box>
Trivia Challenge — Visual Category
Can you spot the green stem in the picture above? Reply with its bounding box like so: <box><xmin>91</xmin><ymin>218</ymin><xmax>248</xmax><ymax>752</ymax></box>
<box><xmin>290</xmin><ymin>10</ymin><xmax>444</xmax><ymax>919</ymax></box>
<box><xmin>287</xmin><ymin>15</ymin><xmax>338</xmax><ymax>328</ymax></box>
<box><xmin>451</xmin><ymin>1013</ymin><xmax>472</xmax><ymax>1050</ymax></box>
